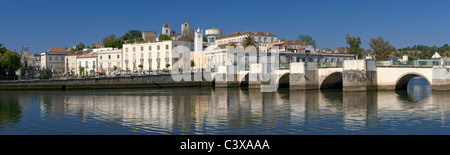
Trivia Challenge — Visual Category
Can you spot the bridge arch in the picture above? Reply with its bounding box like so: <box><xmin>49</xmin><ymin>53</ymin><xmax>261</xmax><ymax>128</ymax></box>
<box><xmin>278</xmin><ymin>73</ymin><xmax>290</xmax><ymax>88</ymax></box>
<box><xmin>394</xmin><ymin>72</ymin><xmax>431</xmax><ymax>90</ymax></box>
<box><xmin>240</xmin><ymin>73</ymin><xmax>249</xmax><ymax>87</ymax></box>
<box><xmin>320</xmin><ymin>72</ymin><xmax>343</xmax><ymax>89</ymax></box>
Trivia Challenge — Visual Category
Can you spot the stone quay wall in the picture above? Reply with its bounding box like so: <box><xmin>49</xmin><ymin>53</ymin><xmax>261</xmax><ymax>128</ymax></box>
<box><xmin>0</xmin><ymin>73</ymin><xmax>212</xmax><ymax>90</ymax></box>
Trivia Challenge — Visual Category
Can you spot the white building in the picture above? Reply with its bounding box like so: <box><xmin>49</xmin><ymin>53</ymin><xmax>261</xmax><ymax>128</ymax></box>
<box><xmin>215</xmin><ymin>31</ymin><xmax>277</xmax><ymax>46</ymax></box>
<box><xmin>266</xmin><ymin>39</ymin><xmax>315</xmax><ymax>53</ymax></box>
<box><xmin>41</xmin><ymin>47</ymin><xmax>71</xmax><ymax>74</ymax></box>
<box><xmin>205</xmin><ymin>26</ymin><xmax>223</xmax><ymax>43</ymax></box>
<box><xmin>122</xmin><ymin>40</ymin><xmax>194</xmax><ymax>73</ymax></box>
<box><xmin>97</xmin><ymin>48</ymin><xmax>122</xmax><ymax>75</ymax></box>
<box><xmin>65</xmin><ymin>52</ymin><xmax>85</xmax><ymax>75</ymax></box>
<box><xmin>76</xmin><ymin>52</ymin><xmax>98</xmax><ymax>76</ymax></box>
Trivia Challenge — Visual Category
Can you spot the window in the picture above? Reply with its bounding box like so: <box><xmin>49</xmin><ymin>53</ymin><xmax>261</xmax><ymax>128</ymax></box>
<box><xmin>109</xmin><ymin>55</ymin><xmax>111</xmax><ymax>59</ymax></box>
<box><xmin>100</xmin><ymin>56</ymin><xmax>102</xmax><ymax>60</ymax></box>
<box><xmin>157</xmin><ymin>45</ymin><xmax>160</xmax><ymax>50</ymax></box>
<box><xmin>125</xmin><ymin>48</ymin><xmax>128</xmax><ymax>52</ymax></box>
<box><xmin>133</xmin><ymin>47</ymin><xmax>135</xmax><ymax>52</ymax></box>
<box><xmin>166</xmin><ymin>45</ymin><xmax>169</xmax><ymax>50</ymax></box>
<box><xmin>117</xmin><ymin>55</ymin><xmax>120</xmax><ymax>59</ymax></box>
<box><xmin>141</xmin><ymin>47</ymin><xmax>143</xmax><ymax>51</ymax></box>
<box><xmin>149</xmin><ymin>46</ymin><xmax>152</xmax><ymax>51</ymax></box>
<box><xmin>49</xmin><ymin>56</ymin><xmax>52</xmax><ymax>61</ymax></box>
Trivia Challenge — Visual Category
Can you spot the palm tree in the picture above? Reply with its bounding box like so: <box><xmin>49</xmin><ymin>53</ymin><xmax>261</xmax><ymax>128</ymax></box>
<box><xmin>242</xmin><ymin>35</ymin><xmax>256</xmax><ymax>48</ymax></box>
<box><xmin>242</xmin><ymin>35</ymin><xmax>259</xmax><ymax>63</ymax></box>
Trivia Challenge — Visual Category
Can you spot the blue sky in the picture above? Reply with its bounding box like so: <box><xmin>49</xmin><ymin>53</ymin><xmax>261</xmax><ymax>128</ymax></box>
<box><xmin>1</xmin><ymin>0</ymin><xmax>449</xmax><ymax>54</ymax></box>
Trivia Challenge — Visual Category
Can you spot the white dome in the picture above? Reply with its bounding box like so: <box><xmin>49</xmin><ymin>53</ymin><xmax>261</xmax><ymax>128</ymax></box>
<box><xmin>205</xmin><ymin>26</ymin><xmax>222</xmax><ymax>37</ymax></box>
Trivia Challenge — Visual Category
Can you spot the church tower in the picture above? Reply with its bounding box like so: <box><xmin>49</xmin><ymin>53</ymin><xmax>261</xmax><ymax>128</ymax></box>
<box><xmin>181</xmin><ymin>22</ymin><xmax>189</xmax><ymax>36</ymax></box>
<box><xmin>162</xmin><ymin>20</ymin><xmax>170</xmax><ymax>35</ymax></box>
<box><xmin>194</xmin><ymin>28</ymin><xmax>203</xmax><ymax>52</ymax></box>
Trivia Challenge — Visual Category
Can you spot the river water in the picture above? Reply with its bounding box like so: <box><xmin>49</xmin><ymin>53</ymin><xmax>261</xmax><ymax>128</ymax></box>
<box><xmin>1</xmin><ymin>77</ymin><xmax>449</xmax><ymax>135</ymax></box>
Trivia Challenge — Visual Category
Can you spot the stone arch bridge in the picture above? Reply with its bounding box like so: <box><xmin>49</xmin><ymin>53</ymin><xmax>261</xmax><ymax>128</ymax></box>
<box><xmin>213</xmin><ymin>60</ymin><xmax>450</xmax><ymax>91</ymax></box>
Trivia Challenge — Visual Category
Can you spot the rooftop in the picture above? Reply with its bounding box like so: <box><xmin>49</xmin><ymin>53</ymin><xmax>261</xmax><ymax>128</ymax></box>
<box><xmin>218</xmin><ymin>31</ymin><xmax>277</xmax><ymax>39</ymax></box>
<box><xmin>66</xmin><ymin>52</ymin><xmax>87</xmax><ymax>56</ymax></box>
<box><xmin>47</xmin><ymin>47</ymin><xmax>71</xmax><ymax>53</ymax></box>
<box><xmin>78</xmin><ymin>52</ymin><xmax>97</xmax><ymax>58</ymax></box>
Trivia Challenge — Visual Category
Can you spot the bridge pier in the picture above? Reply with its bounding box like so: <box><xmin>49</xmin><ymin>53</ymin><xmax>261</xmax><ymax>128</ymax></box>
<box><xmin>290</xmin><ymin>62</ymin><xmax>319</xmax><ymax>90</ymax></box>
<box><xmin>342</xmin><ymin>59</ymin><xmax>377</xmax><ymax>91</ymax></box>
<box><xmin>248</xmin><ymin>64</ymin><xmax>262</xmax><ymax>89</ymax></box>
<box><xmin>431</xmin><ymin>67</ymin><xmax>450</xmax><ymax>91</ymax></box>
<box><xmin>214</xmin><ymin>65</ymin><xmax>240</xmax><ymax>88</ymax></box>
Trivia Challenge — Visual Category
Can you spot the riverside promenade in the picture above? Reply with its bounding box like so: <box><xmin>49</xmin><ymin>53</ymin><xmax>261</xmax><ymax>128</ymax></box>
<box><xmin>0</xmin><ymin>73</ymin><xmax>212</xmax><ymax>90</ymax></box>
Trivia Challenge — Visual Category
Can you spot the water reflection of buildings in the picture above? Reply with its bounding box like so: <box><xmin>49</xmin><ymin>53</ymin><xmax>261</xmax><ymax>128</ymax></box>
<box><xmin>27</xmin><ymin>87</ymin><xmax>450</xmax><ymax>134</ymax></box>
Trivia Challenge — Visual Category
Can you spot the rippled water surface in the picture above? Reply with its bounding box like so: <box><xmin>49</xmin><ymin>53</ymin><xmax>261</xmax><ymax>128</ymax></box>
<box><xmin>1</xmin><ymin>77</ymin><xmax>449</xmax><ymax>135</ymax></box>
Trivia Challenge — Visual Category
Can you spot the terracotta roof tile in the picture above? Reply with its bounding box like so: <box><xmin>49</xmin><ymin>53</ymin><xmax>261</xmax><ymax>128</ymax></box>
<box><xmin>218</xmin><ymin>31</ymin><xmax>277</xmax><ymax>39</ymax></box>
<box><xmin>47</xmin><ymin>47</ymin><xmax>71</xmax><ymax>53</ymax></box>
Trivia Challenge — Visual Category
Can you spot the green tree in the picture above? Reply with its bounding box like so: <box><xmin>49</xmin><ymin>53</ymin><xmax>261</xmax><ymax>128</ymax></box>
<box><xmin>113</xmin><ymin>66</ymin><xmax>117</xmax><ymax>73</ymax></box>
<box><xmin>242</xmin><ymin>35</ymin><xmax>256</xmax><ymax>47</ymax></box>
<box><xmin>79</xmin><ymin>66</ymin><xmax>85</xmax><ymax>76</ymax></box>
<box><xmin>345</xmin><ymin>34</ymin><xmax>363</xmax><ymax>59</ymax></box>
<box><xmin>104</xmin><ymin>39</ymin><xmax>124</xmax><ymax>49</ymax></box>
<box><xmin>102</xmin><ymin>34</ymin><xmax>116</xmax><ymax>44</ymax></box>
<box><xmin>123</xmin><ymin>29</ymin><xmax>142</xmax><ymax>40</ymax></box>
<box><xmin>159</xmin><ymin>34</ymin><xmax>172</xmax><ymax>41</ymax></box>
<box><xmin>0</xmin><ymin>43</ymin><xmax>6</xmax><ymax>54</ymax></box>
<box><xmin>165</xmin><ymin>64</ymin><xmax>170</xmax><ymax>69</ymax></box>
<box><xmin>298</xmin><ymin>34</ymin><xmax>317</xmax><ymax>48</ymax></box>
<box><xmin>191</xmin><ymin>59</ymin><xmax>195</xmax><ymax>68</ymax></box>
<box><xmin>126</xmin><ymin>39</ymin><xmax>136</xmax><ymax>44</ymax></box>
<box><xmin>0</xmin><ymin>50</ymin><xmax>22</xmax><ymax>76</ymax></box>
<box><xmin>369</xmin><ymin>36</ymin><xmax>396</xmax><ymax>60</ymax></box>
<box><xmin>78</xmin><ymin>42</ymin><xmax>85</xmax><ymax>49</ymax></box>
<box><xmin>40</xmin><ymin>67</ymin><xmax>53</xmax><ymax>79</ymax></box>
<box><xmin>203</xmin><ymin>35</ymin><xmax>208</xmax><ymax>42</ymax></box>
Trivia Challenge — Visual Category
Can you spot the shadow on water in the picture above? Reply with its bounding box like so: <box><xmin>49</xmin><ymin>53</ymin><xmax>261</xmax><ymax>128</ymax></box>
<box><xmin>320</xmin><ymin>89</ymin><xmax>343</xmax><ymax>103</ymax></box>
<box><xmin>0</xmin><ymin>92</ymin><xmax>22</xmax><ymax>129</ymax></box>
<box><xmin>395</xmin><ymin>77</ymin><xmax>431</xmax><ymax>103</ymax></box>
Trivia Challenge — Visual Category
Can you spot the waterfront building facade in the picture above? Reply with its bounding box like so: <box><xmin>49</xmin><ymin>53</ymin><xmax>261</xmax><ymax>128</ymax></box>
<box><xmin>65</xmin><ymin>52</ymin><xmax>85</xmax><ymax>75</ymax></box>
<box><xmin>97</xmin><ymin>48</ymin><xmax>122</xmax><ymax>75</ymax></box>
<box><xmin>41</xmin><ymin>47</ymin><xmax>71</xmax><ymax>75</ymax></box>
<box><xmin>122</xmin><ymin>40</ymin><xmax>194</xmax><ymax>73</ymax></box>
<box><xmin>76</xmin><ymin>52</ymin><xmax>98</xmax><ymax>76</ymax></box>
